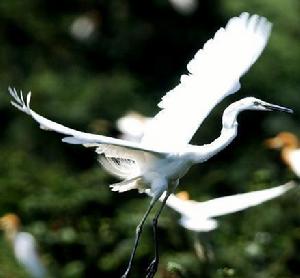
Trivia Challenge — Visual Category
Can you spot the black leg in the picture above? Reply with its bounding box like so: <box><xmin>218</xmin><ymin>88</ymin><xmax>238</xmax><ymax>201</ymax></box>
<box><xmin>121</xmin><ymin>197</ymin><xmax>158</xmax><ymax>278</ymax></box>
<box><xmin>146</xmin><ymin>181</ymin><xmax>179</xmax><ymax>278</ymax></box>
<box><xmin>145</xmin><ymin>217</ymin><xmax>160</xmax><ymax>278</ymax></box>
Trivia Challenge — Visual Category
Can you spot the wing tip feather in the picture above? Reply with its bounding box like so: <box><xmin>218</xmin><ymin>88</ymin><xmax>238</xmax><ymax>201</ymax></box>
<box><xmin>8</xmin><ymin>87</ymin><xmax>32</xmax><ymax>115</ymax></box>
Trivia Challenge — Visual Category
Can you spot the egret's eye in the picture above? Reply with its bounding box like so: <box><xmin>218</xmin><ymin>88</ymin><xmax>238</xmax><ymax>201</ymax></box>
<box><xmin>253</xmin><ymin>101</ymin><xmax>261</xmax><ymax>106</ymax></box>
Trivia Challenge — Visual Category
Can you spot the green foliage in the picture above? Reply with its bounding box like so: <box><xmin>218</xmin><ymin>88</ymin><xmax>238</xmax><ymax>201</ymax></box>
<box><xmin>0</xmin><ymin>0</ymin><xmax>299</xmax><ymax>277</ymax></box>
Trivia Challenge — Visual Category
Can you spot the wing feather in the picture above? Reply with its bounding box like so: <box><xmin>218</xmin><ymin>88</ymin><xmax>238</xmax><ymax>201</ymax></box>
<box><xmin>96</xmin><ymin>144</ymin><xmax>147</xmax><ymax>179</ymax></box>
<box><xmin>142</xmin><ymin>13</ymin><xmax>272</xmax><ymax>149</ymax></box>
<box><xmin>192</xmin><ymin>181</ymin><xmax>295</xmax><ymax>218</ymax></box>
<box><xmin>160</xmin><ymin>181</ymin><xmax>295</xmax><ymax>232</ymax></box>
<box><xmin>8</xmin><ymin>87</ymin><xmax>167</xmax><ymax>156</ymax></box>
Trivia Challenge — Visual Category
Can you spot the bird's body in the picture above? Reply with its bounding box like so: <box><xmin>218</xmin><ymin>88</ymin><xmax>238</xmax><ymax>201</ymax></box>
<box><xmin>287</xmin><ymin>150</ymin><xmax>300</xmax><ymax>177</ymax></box>
<box><xmin>266</xmin><ymin>132</ymin><xmax>300</xmax><ymax>176</ymax></box>
<box><xmin>0</xmin><ymin>214</ymin><xmax>47</xmax><ymax>278</ymax></box>
<box><xmin>118</xmin><ymin>115</ymin><xmax>297</xmax><ymax>232</ymax></box>
<box><xmin>9</xmin><ymin>12</ymin><xmax>292</xmax><ymax>277</ymax></box>
<box><xmin>108</xmin><ymin>96</ymin><xmax>284</xmax><ymax>194</ymax></box>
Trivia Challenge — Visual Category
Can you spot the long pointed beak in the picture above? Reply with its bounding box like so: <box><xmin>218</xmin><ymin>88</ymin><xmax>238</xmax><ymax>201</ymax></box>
<box><xmin>262</xmin><ymin>103</ymin><xmax>293</xmax><ymax>114</ymax></box>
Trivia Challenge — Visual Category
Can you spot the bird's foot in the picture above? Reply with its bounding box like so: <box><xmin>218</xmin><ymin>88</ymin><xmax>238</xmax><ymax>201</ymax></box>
<box><xmin>145</xmin><ymin>258</ymin><xmax>158</xmax><ymax>278</ymax></box>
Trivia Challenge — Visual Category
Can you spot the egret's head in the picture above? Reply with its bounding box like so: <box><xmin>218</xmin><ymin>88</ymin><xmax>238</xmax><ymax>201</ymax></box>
<box><xmin>265</xmin><ymin>132</ymin><xmax>299</xmax><ymax>149</ymax></box>
<box><xmin>0</xmin><ymin>213</ymin><xmax>21</xmax><ymax>239</ymax></box>
<box><xmin>223</xmin><ymin>97</ymin><xmax>293</xmax><ymax>129</ymax></box>
<box><xmin>239</xmin><ymin>97</ymin><xmax>293</xmax><ymax>113</ymax></box>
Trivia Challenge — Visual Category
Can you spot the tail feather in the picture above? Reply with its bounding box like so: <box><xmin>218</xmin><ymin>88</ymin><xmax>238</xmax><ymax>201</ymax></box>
<box><xmin>109</xmin><ymin>177</ymin><xmax>143</xmax><ymax>193</ymax></box>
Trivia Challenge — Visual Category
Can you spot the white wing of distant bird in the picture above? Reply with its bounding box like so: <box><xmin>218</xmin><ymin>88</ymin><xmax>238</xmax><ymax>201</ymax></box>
<box><xmin>9</xmin><ymin>13</ymin><xmax>272</xmax><ymax>155</ymax></box>
<box><xmin>160</xmin><ymin>181</ymin><xmax>295</xmax><ymax>232</ymax></box>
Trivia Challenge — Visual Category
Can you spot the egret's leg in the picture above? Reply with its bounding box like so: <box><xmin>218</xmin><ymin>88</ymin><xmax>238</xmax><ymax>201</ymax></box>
<box><xmin>194</xmin><ymin>233</ymin><xmax>214</xmax><ymax>262</ymax></box>
<box><xmin>146</xmin><ymin>180</ymin><xmax>179</xmax><ymax>278</ymax></box>
<box><xmin>145</xmin><ymin>193</ymin><xmax>169</xmax><ymax>278</ymax></box>
<box><xmin>193</xmin><ymin>233</ymin><xmax>207</xmax><ymax>261</ymax></box>
<box><xmin>121</xmin><ymin>196</ymin><xmax>158</xmax><ymax>278</ymax></box>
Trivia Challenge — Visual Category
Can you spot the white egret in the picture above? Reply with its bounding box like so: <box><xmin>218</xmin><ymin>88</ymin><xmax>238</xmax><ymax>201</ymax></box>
<box><xmin>154</xmin><ymin>182</ymin><xmax>296</xmax><ymax>261</ymax></box>
<box><xmin>266</xmin><ymin>132</ymin><xmax>300</xmax><ymax>177</ymax></box>
<box><xmin>156</xmin><ymin>181</ymin><xmax>296</xmax><ymax>232</ymax></box>
<box><xmin>116</xmin><ymin>111</ymin><xmax>151</xmax><ymax>142</ymax></box>
<box><xmin>9</xmin><ymin>13</ymin><xmax>292</xmax><ymax>278</ymax></box>
<box><xmin>0</xmin><ymin>213</ymin><xmax>47</xmax><ymax>278</ymax></box>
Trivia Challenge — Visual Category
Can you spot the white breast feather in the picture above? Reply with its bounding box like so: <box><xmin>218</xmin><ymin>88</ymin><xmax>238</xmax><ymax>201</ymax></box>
<box><xmin>288</xmin><ymin>149</ymin><xmax>300</xmax><ymax>177</ymax></box>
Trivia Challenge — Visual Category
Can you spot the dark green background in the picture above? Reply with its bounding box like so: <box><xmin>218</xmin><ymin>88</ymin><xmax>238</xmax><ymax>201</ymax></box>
<box><xmin>0</xmin><ymin>0</ymin><xmax>299</xmax><ymax>277</ymax></box>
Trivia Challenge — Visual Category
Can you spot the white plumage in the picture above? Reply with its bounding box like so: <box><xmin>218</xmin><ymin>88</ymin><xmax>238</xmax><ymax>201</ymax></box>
<box><xmin>288</xmin><ymin>150</ymin><xmax>300</xmax><ymax>177</ymax></box>
<box><xmin>158</xmin><ymin>181</ymin><xmax>296</xmax><ymax>232</ymax></box>
<box><xmin>116</xmin><ymin>111</ymin><xmax>151</xmax><ymax>142</ymax></box>
<box><xmin>14</xmin><ymin>232</ymin><xmax>47</xmax><ymax>278</ymax></box>
<box><xmin>266</xmin><ymin>132</ymin><xmax>300</xmax><ymax>177</ymax></box>
<box><xmin>9</xmin><ymin>13</ymin><xmax>292</xmax><ymax>278</ymax></box>
<box><xmin>168</xmin><ymin>0</ymin><xmax>198</xmax><ymax>15</ymax></box>
<box><xmin>142</xmin><ymin>12</ymin><xmax>271</xmax><ymax>149</ymax></box>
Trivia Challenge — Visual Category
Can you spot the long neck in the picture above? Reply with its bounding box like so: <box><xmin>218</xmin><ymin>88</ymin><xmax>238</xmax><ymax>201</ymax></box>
<box><xmin>279</xmin><ymin>136</ymin><xmax>298</xmax><ymax>166</ymax></box>
<box><xmin>187</xmin><ymin>103</ymin><xmax>241</xmax><ymax>163</ymax></box>
<box><xmin>4</xmin><ymin>227</ymin><xmax>18</xmax><ymax>243</ymax></box>
<box><xmin>281</xmin><ymin>145</ymin><xmax>297</xmax><ymax>167</ymax></box>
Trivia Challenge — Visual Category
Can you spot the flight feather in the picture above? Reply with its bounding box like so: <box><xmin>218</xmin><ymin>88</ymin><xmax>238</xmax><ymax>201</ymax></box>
<box><xmin>142</xmin><ymin>12</ymin><xmax>272</xmax><ymax>149</ymax></box>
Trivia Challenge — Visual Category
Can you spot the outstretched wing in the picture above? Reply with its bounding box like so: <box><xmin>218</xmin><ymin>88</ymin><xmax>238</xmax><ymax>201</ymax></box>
<box><xmin>161</xmin><ymin>182</ymin><xmax>295</xmax><ymax>232</ymax></box>
<box><xmin>142</xmin><ymin>13</ymin><xmax>272</xmax><ymax>149</ymax></box>
<box><xmin>158</xmin><ymin>182</ymin><xmax>295</xmax><ymax>217</ymax></box>
<box><xmin>195</xmin><ymin>181</ymin><xmax>295</xmax><ymax>219</ymax></box>
<box><xmin>162</xmin><ymin>192</ymin><xmax>196</xmax><ymax>215</ymax></box>
<box><xmin>9</xmin><ymin>88</ymin><xmax>167</xmax><ymax>156</ymax></box>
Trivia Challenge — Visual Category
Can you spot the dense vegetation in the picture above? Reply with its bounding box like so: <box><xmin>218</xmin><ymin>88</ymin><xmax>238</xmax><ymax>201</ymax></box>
<box><xmin>0</xmin><ymin>0</ymin><xmax>299</xmax><ymax>277</ymax></box>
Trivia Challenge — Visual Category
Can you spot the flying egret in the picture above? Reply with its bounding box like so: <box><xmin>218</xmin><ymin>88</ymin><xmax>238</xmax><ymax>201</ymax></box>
<box><xmin>156</xmin><ymin>181</ymin><xmax>296</xmax><ymax>232</ymax></box>
<box><xmin>152</xmin><ymin>182</ymin><xmax>296</xmax><ymax>260</ymax></box>
<box><xmin>0</xmin><ymin>213</ymin><xmax>47</xmax><ymax>278</ymax></box>
<box><xmin>9</xmin><ymin>13</ymin><xmax>293</xmax><ymax>278</ymax></box>
<box><xmin>266</xmin><ymin>132</ymin><xmax>300</xmax><ymax>177</ymax></box>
